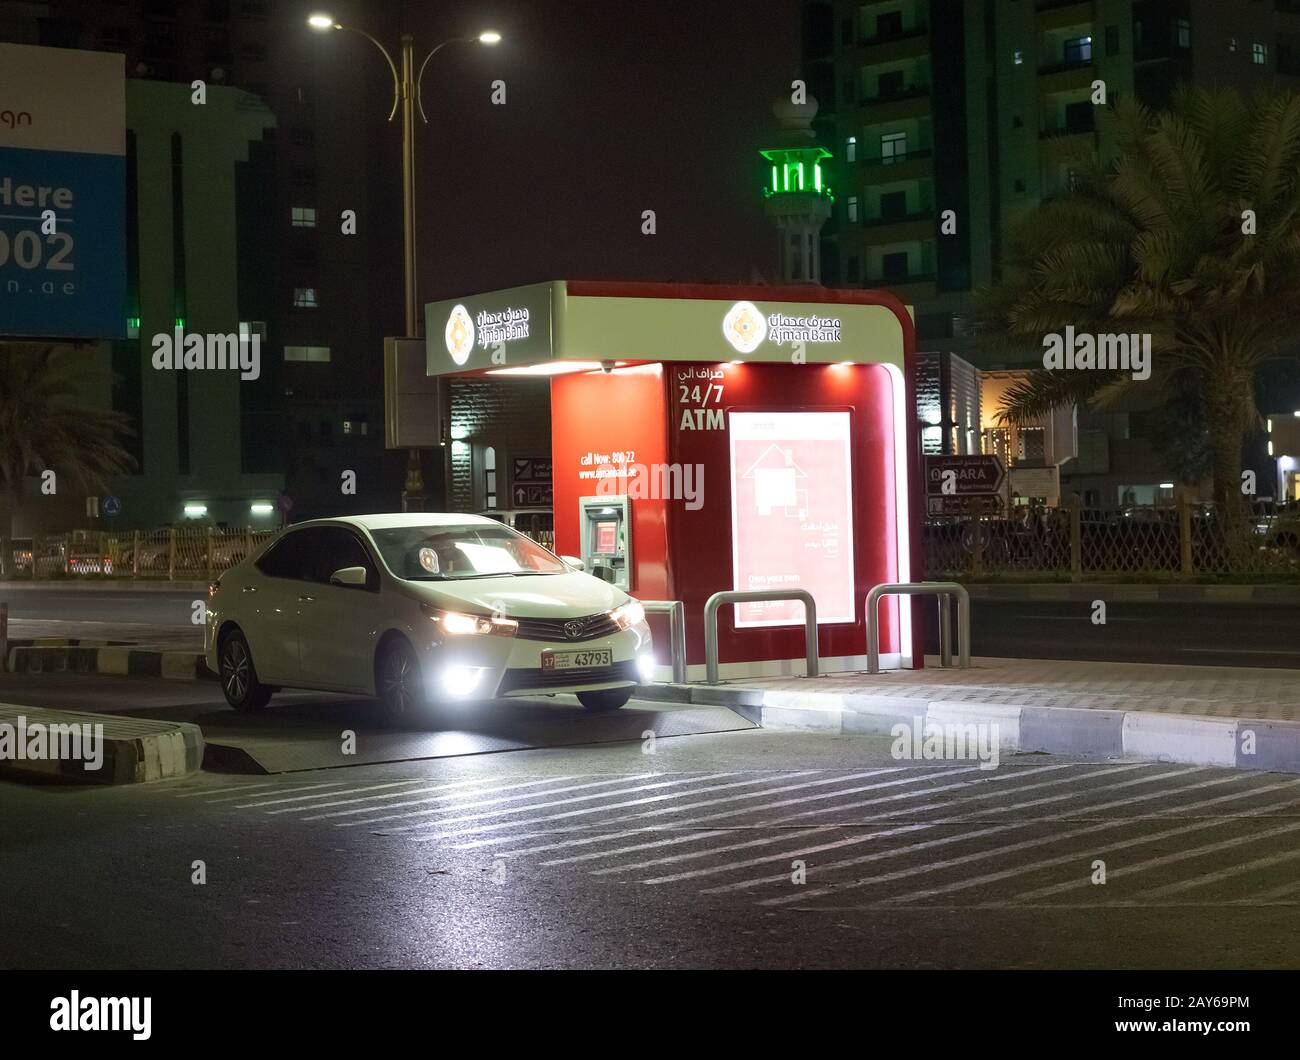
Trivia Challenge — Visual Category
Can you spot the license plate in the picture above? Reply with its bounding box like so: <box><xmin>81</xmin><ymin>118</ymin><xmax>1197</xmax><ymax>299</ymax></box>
<box><xmin>541</xmin><ymin>648</ymin><xmax>612</xmax><ymax>671</ymax></box>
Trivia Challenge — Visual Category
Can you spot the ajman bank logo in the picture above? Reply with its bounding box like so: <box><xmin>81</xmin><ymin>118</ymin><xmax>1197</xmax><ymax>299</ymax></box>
<box><xmin>445</xmin><ymin>304</ymin><xmax>475</xmax><ymax>365</ymax></box>
<box><xmin>722</xmin><ymin>300</ymin><xmax>767</xmax><ymax>354</ymax></box>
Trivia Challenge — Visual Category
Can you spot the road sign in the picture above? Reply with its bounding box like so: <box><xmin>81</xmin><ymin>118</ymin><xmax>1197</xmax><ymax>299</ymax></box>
<box><xmin>512</xmin><ymin>457</ymin><xmax>552</xmax><ymax>483</ymax></box>
<box><xmin>101</xmin><ymin>495</ymin><xmax>121</xmax><ymax>517</ymax></box>
<box><xmin>925</xmin><ymin>455</ymin><xmax>1006</xmax><ymax>496</ymax></box>
<box><xmin>512</xmin><ymin>483</ymin><xmax>553</xmax><ymax>507</ymax></box>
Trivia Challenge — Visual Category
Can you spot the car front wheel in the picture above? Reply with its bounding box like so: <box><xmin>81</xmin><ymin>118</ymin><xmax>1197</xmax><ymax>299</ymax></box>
<box><xmin>377</xmin><ymin>637</ymin><xmax>427</xmax><ymax>721</ymax></box>
<box><xmin>219</xmin><ymin>629</ymin><xmax>273</xmax><ymax>711</ymax></box>
<box><xmin>577</xmin><ymin>687</ymin><xmax>634</xmax><ymax>712</ymax></box>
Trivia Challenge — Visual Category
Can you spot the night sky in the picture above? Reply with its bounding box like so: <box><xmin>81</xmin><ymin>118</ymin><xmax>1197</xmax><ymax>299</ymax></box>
<box><xmin>383</xmin><ymin>0</ymin><xmax>803</xmax><ymax>301</ymax></box>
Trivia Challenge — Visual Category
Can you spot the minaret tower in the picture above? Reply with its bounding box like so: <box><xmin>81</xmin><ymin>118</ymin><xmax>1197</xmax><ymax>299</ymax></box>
<box><xmin>761</xmin><ymin>96</ymin><xmax>833</xmax><ymax>284</ymax></box>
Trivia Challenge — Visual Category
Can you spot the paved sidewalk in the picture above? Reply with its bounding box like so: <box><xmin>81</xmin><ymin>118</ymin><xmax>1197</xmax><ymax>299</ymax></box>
<box><xmin>741</xmin><ymin>656</ymin><xmax>1300</xmax><ymax>722</ymax></box>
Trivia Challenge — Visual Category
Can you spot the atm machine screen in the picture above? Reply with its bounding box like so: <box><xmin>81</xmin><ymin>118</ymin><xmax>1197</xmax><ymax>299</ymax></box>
<box><xmin>594</xmin><ymin>520</ymin><xmax>618</xmax><ymax>555</ymax></box>
<box><xmin>578</xmin><ymin>495</ymin><xmax>631</xmax><ymax>589</ymax></box>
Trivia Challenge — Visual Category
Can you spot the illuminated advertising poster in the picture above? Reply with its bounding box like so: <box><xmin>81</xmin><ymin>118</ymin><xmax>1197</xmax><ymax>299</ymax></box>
<box><xmin>729</xmin><ymin>411</ymin><xmax>855</xmax><ymax>627</ymax></box>
<box><xmin>0</xmin><ymin>43</ymin><xmax>126</xmax><ymax>338</ymax></box>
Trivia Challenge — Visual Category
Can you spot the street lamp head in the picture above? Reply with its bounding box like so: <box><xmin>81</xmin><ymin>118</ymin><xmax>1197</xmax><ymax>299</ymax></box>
<box><xmin>307</xmin><ymin>13</ymin><xmax>339</xmax><ymax>31</ymax></box>
<box><xmin>478</xmin><ymin>30</ymin><xmax>502</xmax><ymax>44</ymax></box>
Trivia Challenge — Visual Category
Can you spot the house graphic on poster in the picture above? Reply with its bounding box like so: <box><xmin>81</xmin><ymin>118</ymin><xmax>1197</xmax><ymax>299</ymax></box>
<box><xmin>740</xmin><ymin>444</ymin><xmax>809</xmax><ymax>516</ymax></box>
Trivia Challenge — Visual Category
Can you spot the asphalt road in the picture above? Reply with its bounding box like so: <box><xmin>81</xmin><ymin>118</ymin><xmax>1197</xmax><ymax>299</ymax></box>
<box><xmin>2</xmin><ymin>675</ymin><xmax>1300</xmax><ymax>970</ymax></box>
<box><xmin>2</xmin><ymin>588</ymin><xmax>1298</xmax><ymax>668</ymax></box>
<box><xmin>925</xmin><ymin>598</ymin><xmax>1300</xmax><ymax>668</ymax></box>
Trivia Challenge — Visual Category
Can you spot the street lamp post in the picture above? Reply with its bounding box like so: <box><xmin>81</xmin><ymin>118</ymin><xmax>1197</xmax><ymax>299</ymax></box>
<box><xmin>307</xmin><ymin>15</ymin><xmax>501</xmax><ymax>509</ymax></box>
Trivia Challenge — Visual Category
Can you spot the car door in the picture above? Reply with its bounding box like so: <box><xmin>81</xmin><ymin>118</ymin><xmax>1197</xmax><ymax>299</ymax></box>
<box><xmin>297</xmin><ymin>526</ymin><xmax>385</xmax><ymax>693</ymax></box>
<box><xmin>242</xmin><ymin>527</ymin><xmax>322</xmax><ymax>685</ymax></box>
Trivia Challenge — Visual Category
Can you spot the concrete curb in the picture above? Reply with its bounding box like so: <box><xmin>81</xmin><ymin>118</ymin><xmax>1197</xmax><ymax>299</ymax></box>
<box><xmin>0</xmin><ymin>703</ymin><xmax>204</xmax><ymax>784</ymax></box>
<box><xmin>0</xmin><ymin>580</ymin><xmax>211</xmax><ymax>592</ymax></box>
<box><xmin>6</xmin><ymin>645</ymin><xmax>215</xmax><ymax>681</ymax></box>
<box><xmin>963</xmin><ymin>583</ymin><xmax>1300</xmax><ymax>603</ymax></box>
<box><xmin>651</xmin><ymin>682</ymin><xmax>1300</xmax><ymax>774</ymax></box>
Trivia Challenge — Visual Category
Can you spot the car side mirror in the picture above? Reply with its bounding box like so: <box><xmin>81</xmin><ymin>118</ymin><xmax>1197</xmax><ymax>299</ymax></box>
<box><xmin>560</xmin><ymin>555</ymin><xmax>585</xmax><ymax>572</ymax></box>
<box><xmin>329</xmin><ymin>565</ymin><xmax>369</xmax><ymax>588</ymax></box>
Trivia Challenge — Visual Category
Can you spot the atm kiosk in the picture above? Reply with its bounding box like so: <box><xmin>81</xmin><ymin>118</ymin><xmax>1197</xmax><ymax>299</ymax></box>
<box><xmin>423</xmin><ymin>280</ymin><xmax>922</xmax><ymax>680</ymax></box>
<box><xmin>578</xmin><ymin>495</ymin><xmax>631</xmax><ymax>588</ymax></box>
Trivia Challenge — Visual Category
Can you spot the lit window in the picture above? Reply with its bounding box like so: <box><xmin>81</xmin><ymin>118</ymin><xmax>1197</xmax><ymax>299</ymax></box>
<box><xmin>847</xmin><ymin>195</ymin><xmax>859</xmax><ymax>223</ymax></box>
<box><xmin>292</xmin><ymin>287</ymin><xmax>318</xmax><ymax>308</ymax></box>
<box><xmin>483</xmin><ymin>446</ymin><xmax>497</xmax><ymax>509</ymax></box>
<box><xmin>1013</xmin><ymin>50</ymin><xmax>1023</xmax><ymax>65</ymax></box>
<box><xmin>1253</xmin><ymin>43</ymin><xmax>1267</xmax><ymax>65</ymax></box>
<box><xmin>1064</xmin><ymin>36</ymin><xmax>1092</xmax><ymax>64</ymax></box>
<box><xmin>1177</xmin><ymin>20</ymin><xmax>1191</xmax><ymax>49</ymax></box>
<box><xmin>1229</xmin><ymin>38</ymin><xmax>1238</xmax><ymax>53</ymax></box>
<box><xmin>239</xmin><ymin>320</ymin><xmax>266</xmax><ymax>340</ymax></box>
<box><xmin>845</xmin><ymin>135</ymin><xmax>857</xmax><ymax>163</ymax></box>
<box><xmin>284</xmin><ymin>345</ymin><xmax>331</xmax><ymax>362</ymax></box>
<box><xmin>881</xmin><ymin>131</ymin><xmax>907</xmax><ymax>163</ymax></box>
<box><xmin>291</xmin><ymin>206</ymin><xmax>316</xmax><ymax>227</ymax></box>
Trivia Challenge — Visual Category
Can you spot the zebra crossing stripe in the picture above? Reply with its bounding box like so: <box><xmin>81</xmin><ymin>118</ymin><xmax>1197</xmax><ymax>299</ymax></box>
<box><xmin>1138</xmin><ymin>845</ymin><xmax>1300</xmax><ymax>900</ymax></box>
<box><xmin>1015</xmin><ymin>814</ymin><xmax>1300</xmax><ymax>902</ymax></box>
<box><xmin>174</xmin><ymin>782</ymin><xmax>282</xmax><ymax>799</ymax></box>
<box><xmin>267</xmin><ymin>775</ymin><xmax>579</xmax><ymax>815</ymax></box>
<box><xmin>600</xmin><ymin>764</ymin><xmax>1146</xmax><ymax>877</ymax></box>
<box><xmin>590</xmin><ymin>826</ymin><xmax>841</xmax><ymax>875</ymax></box>
<box><xmin>236</xmin><ymin>781</ymin><xmax>427</xmax><ymax>809</ymax></box>
<box><xmin>215</xmin><ymin>783</ymin><xmax>346</xmax><ymax>805</ymax></box>
<box><xmin>1236</xmin><ymin>875</ymin><xmax>1300</xmax><ymax>902</ymax></box>
<box><xmin>470</xmin><ymin>768</ymin><xmax>909</xmax><ymax>856</ymax></box>
<box><xmin>403</xmin><ymin>772</ymin><xmax>825</xmax><ymax>843</ymax></box>
<box><xmin>818</xmin><ymin>776</ymin><xmax>1300</xmax><ymax>908</ymax></box>
<box><xmin>311</xmin><ymin>773</ymin><xmax>709</xmax><ymax>825</ymax></box>
<box><xmin>732</xmin><ymin>768</ymin><xmax>1235</xmax><ymax>901</ymax></box>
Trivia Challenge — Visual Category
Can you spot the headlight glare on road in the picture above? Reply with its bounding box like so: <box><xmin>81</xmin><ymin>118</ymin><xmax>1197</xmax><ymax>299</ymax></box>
<box><xmin>421</xmin><ymin>604</ymin><xmax>518</xmax><ymax>637</ymax></box>
<box><xmin>609</xmin><ymin>599</ymin><xmax>645</xmax><ymax>630</ymax></box>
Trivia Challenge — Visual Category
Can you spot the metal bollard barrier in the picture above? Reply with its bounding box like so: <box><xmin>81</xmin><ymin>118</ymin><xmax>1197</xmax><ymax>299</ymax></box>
<box><xmin>638</xmin><ymin>600</ymin><xmax>687</xmax><ymax>684</ymax></box>
<box><xmin>865</xmin><ymin>581</ymin><xmax>970</xmax><ymax>675</ymax></box>
<box><xmin>703</xmin><ymin>589</ymin><xmax>818</xmax><ymax>685</ymax></box>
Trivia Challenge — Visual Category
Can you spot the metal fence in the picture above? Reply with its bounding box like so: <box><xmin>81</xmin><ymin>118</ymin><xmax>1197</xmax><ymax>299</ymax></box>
<box><xmin>924</xmin><ymin>503</ymin><xmax>1300</xmax><ymax>578</ymax></box>
<box><xmin>8</xmin><ymin>527</ymin><xmax>279</xmax><ymax>580</ymax></box>
<box><xmin>8</xmin><ymin>524</ymin><xmax>555</xmax><ymax>581</ymax></box>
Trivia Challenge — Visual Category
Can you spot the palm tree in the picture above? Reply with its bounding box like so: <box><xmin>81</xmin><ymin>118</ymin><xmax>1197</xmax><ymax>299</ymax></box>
<box><xmin>0</xmin><ymin>343</ymin><xmax>136</xmax><ymax>576</ymax></box>
<box><xmin>974</xmin><ymin>86</ymin><xmax>1300</xmax><ymax>528</ymax></box>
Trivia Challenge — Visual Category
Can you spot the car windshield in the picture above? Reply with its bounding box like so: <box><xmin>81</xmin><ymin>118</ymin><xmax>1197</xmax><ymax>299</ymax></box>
<box><xmin>369</xmin><ymin>523</ymin><xmax>568</xmax><ymax>580</ymax></box>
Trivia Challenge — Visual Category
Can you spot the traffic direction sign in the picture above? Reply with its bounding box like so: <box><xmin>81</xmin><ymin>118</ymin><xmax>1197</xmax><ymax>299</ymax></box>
<box><xmin>924</xmin><ymin>455</ymin><xmax>1006</xmax><ymax>496</ymax></box>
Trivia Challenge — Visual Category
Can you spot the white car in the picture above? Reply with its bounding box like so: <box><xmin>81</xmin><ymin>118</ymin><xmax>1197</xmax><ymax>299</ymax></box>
<box><xmin>204</xmin><ymin>514</ymin><xmax>653</xmax><ymax>718</ymax></box>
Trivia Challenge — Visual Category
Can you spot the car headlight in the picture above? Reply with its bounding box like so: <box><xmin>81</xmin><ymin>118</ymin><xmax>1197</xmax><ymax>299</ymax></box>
<box><xmin>609</xmin><ymin>599</ymin><xmax>645</xmax><ymax>630</ymax></box>
<box><xmin>421</xmin><ymin>604</ymin><xmax>518</xmax><ymax>637</ymax></box>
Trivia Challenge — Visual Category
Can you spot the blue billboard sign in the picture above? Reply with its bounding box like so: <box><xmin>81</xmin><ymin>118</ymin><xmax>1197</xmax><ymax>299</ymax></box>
<box><xmin>0</xmin><ymin>44</ymin><xmax>126</xmax><ymax>339</ymax></box>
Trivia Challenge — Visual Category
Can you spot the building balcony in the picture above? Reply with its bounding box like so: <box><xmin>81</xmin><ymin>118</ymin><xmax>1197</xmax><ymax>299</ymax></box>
<box><xmin>858</xmin><ymin>85</ymin><xmax>931</xmax><ymax>121</ymax></box>
<box><xmin>1036</xmin><ymin>3</ymin><xmax>1093</xmax><ymax>32</ymax></box>
<box><xmin>857</xmin><ymin>212</ymin><xmax>934</xmax><ymax>243</ymax></box>
<box><xmin>856</xmin><ymin>27</ymin><xmax>931</xmax><ymax>65</ymax></box>
<box><xmin>857</xmin><ymin>148</ymin><xmax>933</xmax><ymax>181</ymax></box>
<box><xmin>1038</xmin><ymin>60</ymin><xmax>1096</xmax><ymax>93</ymax></box>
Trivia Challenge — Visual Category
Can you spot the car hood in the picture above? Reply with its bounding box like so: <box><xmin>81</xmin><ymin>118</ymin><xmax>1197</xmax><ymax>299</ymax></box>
<box><xmin>399</xmin><ymin>571</ymin><xmax>629</xmax><ymax>617</ymax></box>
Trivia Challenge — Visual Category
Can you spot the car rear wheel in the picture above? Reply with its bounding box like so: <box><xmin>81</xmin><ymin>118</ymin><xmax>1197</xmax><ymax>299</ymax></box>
<box><xmin>577</xmin><ymin>687</ymin><xmax>634</xmax><ymax>712</ymax></box>
<box><xmin>377</xmin><ymin>637</ymin><xmax>427</xmax><ymax>721</ymax></box>
<box><xmin>219</xmin><ymin>629</ymin><xmax>273</xmax><ymax>711</ymax></box>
